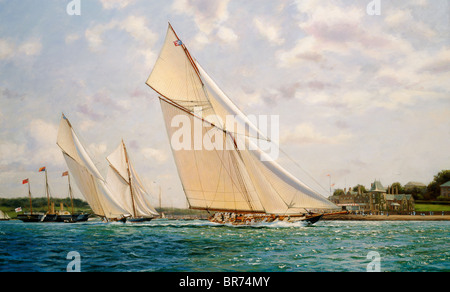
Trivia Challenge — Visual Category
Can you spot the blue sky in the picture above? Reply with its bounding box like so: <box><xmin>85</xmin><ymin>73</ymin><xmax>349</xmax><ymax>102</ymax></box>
<box><xmin>0</xmin><ymin>0</ymin><xmax>449</xmax><ymax>207</ymax></box>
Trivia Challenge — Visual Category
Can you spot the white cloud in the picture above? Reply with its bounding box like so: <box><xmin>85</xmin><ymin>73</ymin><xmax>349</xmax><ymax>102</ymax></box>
<box><xmin>65</xmin><ymin>33</ymin><xmax>81</xmax><ymax>44</ymax></box>
<box><xmin>216</xmin><ymin>26</ymin><xmax>238</xmax><ymax>43</ymax></box>
<box><xmin>85</xmin><ymin>21</ymin><xmax>118</xmax><ymax>52</ymax></box>
<box><xmin>99</xmin><ymin>0</ymin><xmax>135</xmax><ymax>10</ymax></box>
<box><xmin>26</xmin><ymin>119</ymin><xmax>65</xmax><ymax>167</ymax></box>
<box><xmin>282</xmin><ymin>123</ymin><xmax>351</xmax><ymax>145</ymax></box>
<box><xmin>0</xmin><ymin>141</ymin><xmax>26</xmax><ymax>165</ymax></box>
<box><xmin>18</xmin><ymin>39</ymin><xmax>42</xmax><ymax>56</ymax></box>
<box><xmin>276</xmin><ymin>36</ymin><xmax>321</xmax><ymax>67</ymax></box>
<box><xmin>0</xmin><ymin>38</ymin><xmax>42</xmax><ymax>60</ymax></box>
<box><xmin>253</xmin><ymin>17</ymin><xmax>285</xmax><ymax>46</ymax></box>
<box><xmin>85</xmin><ymin>15</ymin><xmax>158</xmax><ymax>66</ymax></box>
<box><xmin>172</xmin><ymin>0</ymin><xmax>237</xmax><ymax>45</ymax></box>
<box><xmin>88</xmin><ymin>143</ymin><xmax>108</xmax><ymax>156</ymax></box>
<box><xmin>0</xmin><ymin>39</ymin><xmax>14</xmax><ymax>60</ymax></box>
<box><xmin>141</xmin><ymin>147</ymin><xmax>169</xmax><ymax>164</ymax></box>
<box><xmin>385</xmin><ymin>9</ymin><xmax>436</xmax><ymax>40</ymax></box>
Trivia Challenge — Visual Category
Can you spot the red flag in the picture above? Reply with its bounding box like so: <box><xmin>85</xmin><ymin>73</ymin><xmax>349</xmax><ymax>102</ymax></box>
<box><xmin>22</xmin><ymin>179</ymin><xmax>29</xmax><ymax>185</ymax></box>
<box><xmin>39</xmin><ymin>167</ymin><xmax>46</xmax><ymax>172</ymax></box>
<box><xmin>62</xmin><ymin>171</ymin><xmax>69</xmax><ymax>177</ymax></box>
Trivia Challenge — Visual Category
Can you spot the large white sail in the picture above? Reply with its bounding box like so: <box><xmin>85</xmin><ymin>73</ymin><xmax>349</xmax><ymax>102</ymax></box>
<box><xmin>57</xmin><ymin>115</ymin><xmax>131</xmax><ymax>219</ymax></box>
<box><xmin>160</xmin><ymin>99</ymin><xmax>265</xmax><ymax>212</ymax></box>
<box><xmin>106</xmin><ymin>141</ymin><xmax>159</xmax><ymax>218</ymax></box>
<box><xmin>147</xmin><ymin>24</ymin><xmax>338</xmax><ymax>215</ymax></box>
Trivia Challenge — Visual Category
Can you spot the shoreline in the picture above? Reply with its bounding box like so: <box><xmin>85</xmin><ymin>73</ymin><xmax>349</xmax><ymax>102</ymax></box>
<box><xmin>322</xmin><ymin>214</ymin><xmax>450</xmax><ymax>221</ymax></box>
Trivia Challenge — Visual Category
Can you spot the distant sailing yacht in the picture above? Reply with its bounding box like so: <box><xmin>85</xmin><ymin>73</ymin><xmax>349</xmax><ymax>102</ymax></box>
<box><xmin>0</xmin><ymin>210</ymin><xmax>11</xmax><ymax>221</ymax></box>
<box><xmin>106</xmin><ymin>140</ymin><xmax>159</xmax><ymax>222</ymax></box>
<box><xmin>146</xmin><ymin>24</ymin><xmax>339</xmax><ymax>225</ymax></box>
<box><xmin>57</xmin><ymin>114</ymin><xmax>131</xmax><ymax>222</ymax></box>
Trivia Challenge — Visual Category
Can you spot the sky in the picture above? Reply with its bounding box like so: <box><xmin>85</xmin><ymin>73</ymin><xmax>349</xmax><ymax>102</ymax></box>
<box><xmin>0</xmin><ymin>0</ymin><xmax>449</xmax><ymax>208</ymax></box>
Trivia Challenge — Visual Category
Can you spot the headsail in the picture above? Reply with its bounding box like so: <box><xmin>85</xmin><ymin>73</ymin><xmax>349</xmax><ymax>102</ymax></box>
<box><xmin>106</xmin><ymin>141</ymin><xmax>159</xmax><ymax>218</ymax></box>
<box><xmin>57</xmin><ymin>114</ymin><xmax>131</xmax><ymax>219</ymax></box>
<box><xmin>146</xmin><ymin>24</ymin><xmax>338</xmax><ymax>214</ymax></box>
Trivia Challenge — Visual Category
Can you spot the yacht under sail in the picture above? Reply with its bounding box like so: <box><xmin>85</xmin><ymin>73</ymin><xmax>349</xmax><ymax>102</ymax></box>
<box><xmin>0</xmin><ymin>210</ymin><xmax>11</xmax><ymax>221</ymax></box>
<box><xmin>146</xmin><ymin>24</ymin><xmax>339</xmax><ymax>225</ymax></box>
<box><xmin>57</xmin><ymin>114</ymin><xmax>130</xmax><ymax>222</ymax></box>
<box><xmin>106</xmin><ymin>140</ymin><xmax>159</xmax><ymax>222</ymax></box>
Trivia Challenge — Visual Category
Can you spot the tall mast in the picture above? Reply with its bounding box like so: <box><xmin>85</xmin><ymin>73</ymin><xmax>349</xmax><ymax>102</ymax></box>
<box><xmin>45</xmin><ymin>168</ymin><xmax>51</xmax><ymax>213</ymax></box>
<box><xmin>159</xmin><ymin>185</ymin><xmax>162</xmax><ymax>210</ymax></box>
<box><xmin>28</xmin><ymin>180</ymin><xmax>33</xmax><ymax>215</ymax></box>
<box><xmin>68</xmin><ymin>174</ymin><xmax>74</xmax><ymax>215</ymax></box>
<box><xmin>122</xmin><ymin>140</ymin><xmax>137</xmax><ymax>218</ymax></box>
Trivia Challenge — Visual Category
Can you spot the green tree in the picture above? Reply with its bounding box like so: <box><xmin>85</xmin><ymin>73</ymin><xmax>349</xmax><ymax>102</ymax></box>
<box><xmin>426</xmin><ymin>170</ymin><xmax>450</xmax><ymax>200</ymax></box>
<box><xmin>333</xmin><ymin>189</ymin><xmax>344</xmax><ymax>196</ymax></box>
<box><xmin>352</xmin><ymin>184</ymin><xmax>367</xmax><ymax>193</ymax></box>
<box><xmin>409</xmin><ymin>186</ymin><xmax>426</xmax><ymax>200</ymax></box>
<box><xmin>390</xmin><ymin>182</ymin><xmax>404</xmax><ymax>194</ymax></box>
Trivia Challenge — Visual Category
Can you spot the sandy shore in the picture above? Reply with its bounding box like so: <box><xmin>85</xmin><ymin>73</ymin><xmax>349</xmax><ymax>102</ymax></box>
<box><xmin>322</xmin><ymin>214</ymin><xmax>450</xmax><ymax>221</ymax></box>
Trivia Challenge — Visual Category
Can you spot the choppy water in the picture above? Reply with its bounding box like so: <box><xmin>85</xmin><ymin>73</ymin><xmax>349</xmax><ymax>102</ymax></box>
<box><xmin>0</xmin><ymin>220</ymin><xmax>448</xmax><ymax>272</ymax></box>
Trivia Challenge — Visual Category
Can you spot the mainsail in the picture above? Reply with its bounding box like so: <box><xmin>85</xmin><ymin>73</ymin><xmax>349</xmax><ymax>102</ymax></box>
<box><xmin>106</xmin><ymin>140</ymin><xmax>159</xmax><ymax>218</ymax></box>
<box><xmin>146</xmin><ymin>24</ymin><xmax>338</xmax><ymax>215</ymax></box>
<box><xmin>56</xmin><ymin>114</ymin><xmax>131</xmax><ymax>219</ymax></box>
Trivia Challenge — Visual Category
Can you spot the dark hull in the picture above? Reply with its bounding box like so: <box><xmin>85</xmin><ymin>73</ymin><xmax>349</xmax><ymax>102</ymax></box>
<box><xmin>303</xmin><ymin>214</ymin><xmax>323</xmax><ymax>225</ymax></box>
<box><xmin>58</xmin><ymin>214</ymin><xmax>90</xmax><ymax>223</ymax></box>
<box><xmin>17</xmin><ymin>214</ymin><xmax>44</xmax><ymax>223</ymax></box>
<box><xmin>42</xmin><ymin>214</ymin><xmax>58</xmax><ymax>222</ymax></box>
<box><xmin>127</xmin><ymin>217</ymin><xmax>153</xmax><ymax>223</ymax></box>
<box><xmin>17</xmin><ymin>213</ymin><xmax>90</xmax><ymax>223</ymax></box>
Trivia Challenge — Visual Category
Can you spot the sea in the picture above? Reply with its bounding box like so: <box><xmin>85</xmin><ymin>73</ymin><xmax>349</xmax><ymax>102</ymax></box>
<box><xmin>0</xmin><ymin>219</ymin><xmax>448</xmax><ymax>272</ymax></box>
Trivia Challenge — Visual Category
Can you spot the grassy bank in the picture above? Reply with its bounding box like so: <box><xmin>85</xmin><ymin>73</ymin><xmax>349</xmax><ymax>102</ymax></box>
<box><xmin>0</xmin><ymin>197</ymin><xmax>92</xmax><ymax>218</ymax></box>
<box><xmin>415</xmin><ymin>203</ymin><xmax>450</xmax><ymax>212</ymax></box>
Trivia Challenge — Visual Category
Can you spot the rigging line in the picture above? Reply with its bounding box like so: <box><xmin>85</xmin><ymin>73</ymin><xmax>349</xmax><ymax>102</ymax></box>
<box><xmin>276</xmin><ymin>145</ymin><xmax>330</xmax><ymax>197</ymax></box>
<box><xmin>246</xmin><ymin>148</ymin><xmax>293</xmax><ymax>214</ymax></box>
<box><xmin>205</xmin><ymin>130</ymin><xmax>225</xmax><ymax>210</ymax></box>
<box><xmin>67</xmin><ymin>120</ymin><xmax>107</xmax><ymax>183</ymax></box>
<box><xmin>204</xmin><ymin>127</ymin><xmax>251</xmax><ymax>205</ymax></box>
<box><xmin>196</xmin><ymin>61</ymin><xmax>268</xmax><ymax>141</ymax></box>
<box><xmin>191</xmin><ymin>65</ymin><xmax>328</xmax><ymax>197</ymax></box>
<box><xmin>190</xmin><ymin>132</ymin><xmax>208</xmax><ymax>210</ymax></box>
<box><xmin>188</xmin><ymin>63</ymin><xmax>203</xmax><ymax>106</ymax></box>
<box><xmin>227</xmin><ymin>132</ymin><xmax>255</xmax><ymax>212</ymax></box>
<box><xmin>106</xmin><ymin>161</ymin><xmax>129</xmax><ymax>185</ymax></box>
<box><xmin>151</xmin><ymin>86</ymin><xmax>227</xmax><ymax>135</ymax></box>
<box><xmin>64</xmin><ymin>152</ymin><xmax>107</xmax><ymax>217</ymax></box>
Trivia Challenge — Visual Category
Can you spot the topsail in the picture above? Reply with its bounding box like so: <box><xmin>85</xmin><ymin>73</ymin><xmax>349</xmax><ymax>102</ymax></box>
<box><xmin>146</xmin><ymin>24</ymin><xmax>338</xmax><ymax>216</ymax></box>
